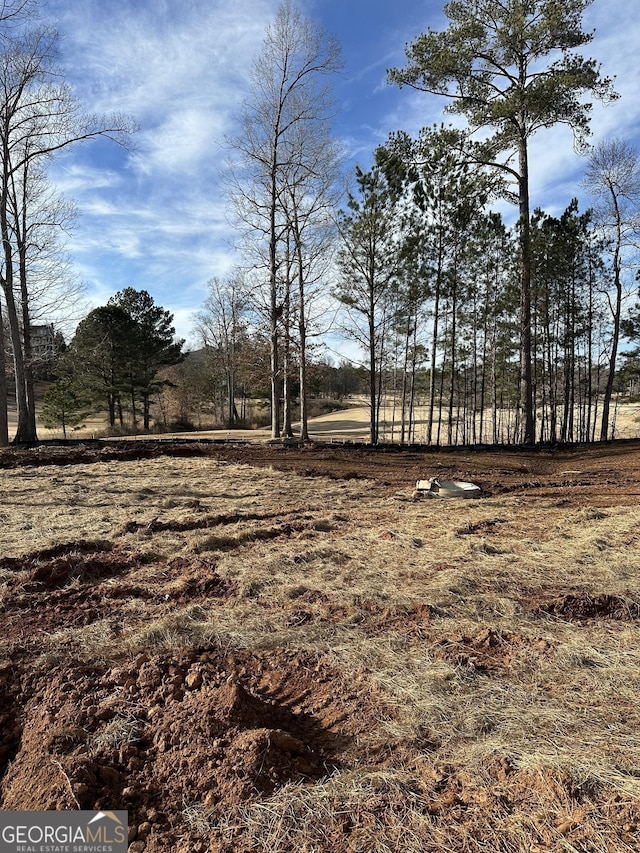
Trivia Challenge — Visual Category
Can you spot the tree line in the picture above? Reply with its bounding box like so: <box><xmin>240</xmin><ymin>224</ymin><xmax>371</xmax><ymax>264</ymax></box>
<box><xmin>333</xmin><ymin>132</ymin><xmax>640</xmax><ymax>445</ymax></box>
<box><xmin>40</xmin><ymin>282</ymin><xmax>367</xmax><ymax>437</ymax></box>
<box><xmin>4</xmin><ymin>0</ymin><xmax>640</xmax><ymax>446</ymax></box>
<box><xmin>209</xmin><ymin>0</ymin><xmax>639</xmax><ymax>446</ymax></box>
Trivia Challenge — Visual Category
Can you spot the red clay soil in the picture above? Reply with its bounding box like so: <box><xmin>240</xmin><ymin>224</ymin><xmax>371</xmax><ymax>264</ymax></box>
<box><xmin>0</xmin><ymin>496</ymin><xmax>385</xmax><ymax>851</ymax></box>
<box><xmin>3</xmin><ymin>435</ymin><xmax>640</xmax><ymax>503</ymax></box>
<box><xmin>1</xmin><ymin>439</ymin><xmax>640</xmax><ymax>851</ymax></box>
<box><xmin>0</xmin><ymin>644</ymin><xmax>378</xmax><ymax>851</ymax></box>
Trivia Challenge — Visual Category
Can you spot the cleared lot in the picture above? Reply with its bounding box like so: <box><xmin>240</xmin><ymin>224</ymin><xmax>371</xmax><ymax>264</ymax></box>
<box><xmin>1</xmin><ymin>439</ymin><xmax>639</xmax><ymax>851</ymax></box>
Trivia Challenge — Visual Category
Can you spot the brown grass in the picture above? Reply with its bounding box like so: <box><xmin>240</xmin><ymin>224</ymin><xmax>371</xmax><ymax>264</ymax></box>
<box><xmin>1</xmin><ymin>449</ymin><xmax>640</xmax><ymax>850</ymax></box>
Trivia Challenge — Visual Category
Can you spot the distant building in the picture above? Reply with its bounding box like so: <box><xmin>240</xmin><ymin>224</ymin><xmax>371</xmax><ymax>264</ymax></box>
<box><xmin>30</xmin><ymin>324</ymin><xmax>55</xmax><ymax>358</ymax></box>
<box><xmin>2</xmin><ymin>322</ymin><xmax>60</xmax><ymax>379</ymax></box>
<box><xmin>29</xmin><ymin>324</ymin><xmax>57</xmax><ymax>378</ymax></box>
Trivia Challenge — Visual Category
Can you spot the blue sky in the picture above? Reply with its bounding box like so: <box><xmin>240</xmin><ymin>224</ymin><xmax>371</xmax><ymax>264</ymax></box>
<box><xmin>40</xmin><ymin>0</ymin><xmax>640</xmax><ymax>349</ymax></box>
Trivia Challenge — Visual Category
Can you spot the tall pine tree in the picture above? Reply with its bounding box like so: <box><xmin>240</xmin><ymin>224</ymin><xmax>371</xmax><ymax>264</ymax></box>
<box><xmin>389</xmin><ymin>0</ymin><xmax>616</xmax><ymax>443</ymax></box>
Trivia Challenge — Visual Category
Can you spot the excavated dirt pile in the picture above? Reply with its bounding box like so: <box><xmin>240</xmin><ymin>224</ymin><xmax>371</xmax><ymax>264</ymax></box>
<box><xmin>0</xmin><ymin>529</ymin><xmax>376</xmax><ymax>851</ymax></box>
<box><xmin>0</xmin><ymin>645</ymin><xmax>367</xmax><ymax>851</ymax></box>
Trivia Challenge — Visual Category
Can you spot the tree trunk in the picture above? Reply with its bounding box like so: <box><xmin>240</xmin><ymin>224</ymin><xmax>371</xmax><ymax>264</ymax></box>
<box><xmin>0</xmin><ymin>308</ymin><xmax>8</xmax><ymax>446</ymax></box>
<box><xmin>427</xmin><ymin>238</ymin><xmax>443</xmax><ymax>445</ymax></box>
<box><xmin>400</xmin><ymin>308</ymin><xmax>412</xmax><ymax>446</ymax></box>
<box><xmin>270</xmin><ymin>319</ymin><xmax>281</xmax><ymax>439</ymax></box>
<box><xmin>369</xmin><ymin>306</ymin><xmax>377</xmax><ymax>445</ymax></box>
<box><xmin>130</xmin><ymin>386</ymin><xmax>138</xmax><ymax>433</ymax></box>
<box><xmin>1</xmin><ymin>153</ymin><xmax>30</xmax><ymax>444</ymax></box>
<box><xmin>585</xmin><ymin>257</ymin><xmax>594</xmax><ymax>443</ymax></box>
<box><xmin>269</xmin><ymin>155</ymin><xmax>281</xmax><ymax>439</ymax></box>
<box><xmin>143</xmin><ymin>394</ymin><xmax>152</xmax><ymax>430</ymax></box>
<box><xmin>447</xmin><ymin>268</ymin><xmax>457</xmax><ymax>447</ymax></box>
<box><xmin>518</xmin><ymin>137</ymin><xmax>535</xmax><ymax>444</ymax></box>
<box><xmin>409</xmin><ymin>323</ymin><xmax>418</xmax><ymax>443</ymax></box>
<box><xmin>298</xmin><ymin>347</ymin><xmax>308</xmax><ymax>440</ymax></box>
<box><xmin>282</xmin><ymin>348</ymin><xmax>294</xmax><ymax>438</ymax></box>
<box><xmin>600</xmin><ymin>192</ymin><xmax>623</xmax><ymax>442</ymax></box>
<box><xmin>19</xmin><ymin>263</ymin><xmax>38</xmax><ymax>442</ymax></box>
<box><xmin>281</xmin><ymin>281</ymin><xmax>293</xmax><ymax>439</ymax></box>
<box><xmin>15</xmin><ymin>162</ymin><xmax>38</xmax><ymax>442</ymax></box>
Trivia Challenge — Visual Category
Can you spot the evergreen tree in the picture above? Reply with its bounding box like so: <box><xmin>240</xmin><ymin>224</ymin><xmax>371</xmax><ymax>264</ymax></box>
<box><xmin>41</xmin><ymin>378</ymin><xmax>88</xmax><ymax>438</ymax></box>
<box><xmin>67</xmin><ymin>292</ymin><xmax>183</xmax><ymax>432</ymax></box>
<box><xmin>67</xmin><ymin>305</ymin><xmax>138</xmax><ymax>428</ymax></box>
<box><xmin>388</xmin><ymin>0</ymin><xmax>616</xmax><ymax>443</ymax></box>
<box><xmin>335</xmin><ymin>162</ymin><xmax>402</xmax><ymax>445</ymax></box>
<box><xmin>108</xmin><ymin>288</ymin><xmax>184</xmax><ymax>430</ymax></box>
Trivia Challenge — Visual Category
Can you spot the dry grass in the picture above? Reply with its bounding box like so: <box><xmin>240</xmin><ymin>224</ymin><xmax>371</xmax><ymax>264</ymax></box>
<box><xmin>2</xmin><ymin>451</ymin><xmax>640</xmax><ymax>850</ymax></box>
<box><xmin>30</xmin><ymin>397</ymin><xmax>640</xmax><ymax>445</ymax></box>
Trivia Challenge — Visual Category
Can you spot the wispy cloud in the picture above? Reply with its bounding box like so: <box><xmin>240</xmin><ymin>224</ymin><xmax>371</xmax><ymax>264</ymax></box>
<box><xmin>40</xmin><ymin>0</ymin><xmax>282</xmax><ymax>338</ymax></box>
<box><xmin>34</xmin><ymin>0</ymin><xmax>640</xmax><ymax>345</ymax></box>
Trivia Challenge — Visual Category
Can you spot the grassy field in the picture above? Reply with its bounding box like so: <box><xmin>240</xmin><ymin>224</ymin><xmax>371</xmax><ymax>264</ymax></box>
<box><xmin>0</xmin><ymin>441</ymin><xmax>639</xmax><ymax>851</ymax></box>
<box><xmin>16</xmin><ymin>383</ymin><xmax>640</xmax><ymax>443</ymax></box>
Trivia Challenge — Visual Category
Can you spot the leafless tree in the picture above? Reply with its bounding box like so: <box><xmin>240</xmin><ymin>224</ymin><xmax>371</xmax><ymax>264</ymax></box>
<box><xmin>0</xmin><ymin>18</ymin><xmax>134</xmax><ymax>445</ymax></box>
<box><xmin>225</xmin><ymin>0</ymin><xmax>342</xmax><ymax>439</ymax></box>
<box><xmin>194</xmin><ymin>275</ymin><xmax>248</xmax><ymax>427</ymax></box>
<box><xmin>583</xmin><ymin>139</ymin><xmax>640</xmax><ymax>441</ymax></box>
<box><xmin>280</xmin><ymin>116</ymin><xmax>342</xmax><ymax>440</ymax></box>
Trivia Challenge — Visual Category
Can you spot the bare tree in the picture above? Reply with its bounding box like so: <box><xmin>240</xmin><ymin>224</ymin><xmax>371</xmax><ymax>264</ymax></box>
<box><xmin>0</xmin><ymin>20</ymin><xmax>134</xmax><ymax>444</ymax></box>
<box><xmin>194</xmin><ymin>275</ymin><xmax>248</xmax><ymax>427</ymax></box>
<box><xmin>226</xmin><ymin>0</ymin><xmax>342</xmax><ymax>439</ymax></box>
<box><xmin>7</xmin><ymin>158</ymin><xmax>83</xmax><ymax>439</ymax></box>
<box><xmin>0</xmin><ymin>0</ymin><xmax>35</xmax><ymax>446</ymax></box>
<box><xmin>280</xmin><ymin>119</ymin><xmax>342</xmax><ymax>440</ymax></box>
<box><xmin>583</xmin><ymin>139</ymin><xmax>640</xmax><ymax>441</ymax></box>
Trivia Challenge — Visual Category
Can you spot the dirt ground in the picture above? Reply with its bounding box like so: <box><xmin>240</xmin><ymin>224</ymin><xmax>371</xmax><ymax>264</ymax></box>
<box><xmin>4</xmin><ymin>435</ymin><xmax>640</xmax><ymax>504</ymax></box>
<box><xmin>1</xmin><ymin>438</ymin><xmax>640</xmax><ymax>852</ymax></box>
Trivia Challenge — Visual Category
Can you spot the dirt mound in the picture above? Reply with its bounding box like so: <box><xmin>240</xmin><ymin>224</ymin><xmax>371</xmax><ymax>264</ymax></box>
<box><xmin>0</xmin><ymin>648</ymin><xmax>374</xmax><ymax>851</ymax></box>
<box><xmin>0</xmin><ymin>546</ymin><xmax>235</xmax><ymax>643</ymax></box>
<box><xmin>433</xmin><ymin>627</ymin><xmax>555</xmax><ymax>672</ymax></box>
<box><xmin>0</xmin><ymin>539</ymin><xmax>114</xmax><ymax>573</ymax></box>
<box><xmin>537</xmin><ymin>593</ymin><xmax>640</xmax><ymax>621</ymax></box>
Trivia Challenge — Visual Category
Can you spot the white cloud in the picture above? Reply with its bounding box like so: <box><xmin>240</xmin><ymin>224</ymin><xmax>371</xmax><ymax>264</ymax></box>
<box><xmin>133</xmin><ymin>108</ymin><xmax>228</xmax><ymax>177</ymax></box>
<box><xmin>51</xmin><ymin>163</ymin><xmax>123</xmax><ymax>194</ymax></box>
<box><xmin>49</xmin><ymin>0</ymin><xmax>277</xmax><ymax>114</ymax></box>
<box><xmin>35</xmin><ymin>0</ymin><xmax>277</xmax><ymax>327</ymax></box>
<box><xmin>32</xmin><ymin>0</ymin><xmax>640</xmax><ymax>349</ymax></box>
